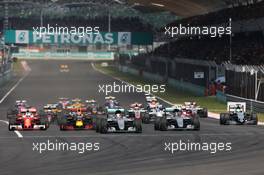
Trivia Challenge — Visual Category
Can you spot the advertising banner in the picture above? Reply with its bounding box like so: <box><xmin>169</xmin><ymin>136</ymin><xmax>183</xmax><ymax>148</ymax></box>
<box><xmin>4</xmin><ymin>30</ymin><xmax>153</xmax><ymax>45</ymax></box>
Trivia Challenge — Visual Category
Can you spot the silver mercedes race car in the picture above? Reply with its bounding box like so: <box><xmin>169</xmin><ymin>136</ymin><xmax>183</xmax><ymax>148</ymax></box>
<box><xmin>96</xmin><ymin>108</ymin><xmax>142</xmax><ymax>133</ymax></box>
<box><xmin>220</xmin><ymin>102</ymin><xmax>258</xmax><ymax>125</ymax></box>
<box><xmin>154</xmin><ymin>105</ymin><xmax>200</xmax><ymax>131</ymax></box>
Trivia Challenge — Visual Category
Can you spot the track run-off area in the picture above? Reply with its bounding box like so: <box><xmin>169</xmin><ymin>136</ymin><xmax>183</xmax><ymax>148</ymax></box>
<box><xmin>0</xmin><ymin>60</ymin><xmax>264</xmax><ymax>175</ymax></box>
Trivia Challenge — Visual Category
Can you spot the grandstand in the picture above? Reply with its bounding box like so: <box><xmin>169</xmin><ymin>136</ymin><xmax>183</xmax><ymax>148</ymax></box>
<box><xmin>0</xmin><ymin>0</ymin><xmax>264</xmax><ymax>101</ymax></box>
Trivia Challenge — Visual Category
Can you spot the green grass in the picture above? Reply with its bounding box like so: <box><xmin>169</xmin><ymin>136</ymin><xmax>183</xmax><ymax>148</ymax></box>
<box><xmin>12</xmin><ymin>60</ymin><xmax>24</xmax><ymax>75</ymax></box>
<box><xmin>258</xmin><ymin>113</ymin><xmax>264</xmax><ymax>122</ymax></box>
<box><xmin>95</xmin><ymin>64</ymin><xmax>227</xmax><ymax>113</ymax></box>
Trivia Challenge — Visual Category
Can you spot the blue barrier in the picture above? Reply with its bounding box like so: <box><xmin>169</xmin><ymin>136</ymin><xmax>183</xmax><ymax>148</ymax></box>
<box><xmin>168</xmin><ymin>78</ymin><xmax>205</xmax><ymax>96</ymax></box>
<box><xmin>118</xmin><ymin>65</ymin><xmax>205</xmax><ymax>96</ymax></box>
<box><xmin>216</xmin><ymin>91</ymin><xmax>227</xmax><ymax>103</ymax></box>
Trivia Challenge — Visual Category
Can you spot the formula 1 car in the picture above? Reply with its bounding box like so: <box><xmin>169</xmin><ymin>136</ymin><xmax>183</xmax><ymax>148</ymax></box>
<box><xmin>184</xmin><ymin>102</ymin><xmax>208</xmax><ymax>118</ymax></box>
<box><xmin>15</xmin><ymin>100</ymin><xmax>28</xmax><ymax>108</ymax></box>
<box><xmin>97</xmin><ymin>108</ymin><xmax>142</xmax><ymax>133</ymax></box>
<box><xmin>66</xmin><ymin>102</ymin><xmax>87</xmax><ymax>112</ymax></box>
<box><xmin>128</xmin><ymin>103</ymin><xmax>147</xmax><ymax>121</ymax></box>
<box><xmin>154</xmin><ymin>105</ymin><xmax>200</xmax><ymax>131</ymax></box>
<box><xmin>57</xmin><ymin>109</ymin><xmax>96</xmax><ymax>130</ymax></box>
<box><xmin>144</xmin><ymin>98</ymin><xmax>163</xmax><ymax>123</ymax></box>
<box><xmin>105</xmin><ymin>96</ymin><xmax>120</xmax><ymax>109</ymax></box>
<box><xmin>7</xmin><ymin>106</ymin><xmax>48</xmax><ymax>131</ymax></box>
<box><xmin>220</xmin><ymin>102</ymin><xmax>258</xmax><ymax>125</ymax></box>
<box><xmin>86</xmin><ymin>99</ymin><xmax>104</xmax><ymax>115</ymax></box>
<box><xmin>43</xmin><ymin>104</ymin><xmax>60</xmax><ymax>123</ymax></box>
<box><xmin>60</xmin><ymin>64</ymin><xmax>69</xmax><ymax>72</ymax></box>
<box><xmin>57</xmin><ymin>97</ymin><xmax>71</xmax><ymax>109</ymax></box>
<box><xmin>145</xmin><ymin>95</ymin><xmax>158</xmax><ymax>105</ymax></box>
<box><xmin>7</xmin><ymin>100</ymin><xmax>28</xmax><ymax>114</ymax></box>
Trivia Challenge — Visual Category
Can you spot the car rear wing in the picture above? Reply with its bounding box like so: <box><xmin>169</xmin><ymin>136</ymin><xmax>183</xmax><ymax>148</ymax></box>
<box><xmin>146</xmin><ymin>96</ymin><xmax>157</xmax><ymax>102</ymax></box>
<box><xmin>107</xmin><ymin>108</ymin><xmax>125</xmax><ymax>114</ymax></box>
<box><xmin>227</xmin><ymin>102</ymin><xmax>246</xmax><ymax>112</ymax></box>
<box><xmin>85</xmin><ymin>100</ymin><xmax>96</xmax><ymax>103</ymax></box>
<box><xmin>165</xmin><ymin>107</ymin><xmax>181</xmax><ymax>113</ymax></box>
<box><xmin>127</xmin><ymin>109</ymin><xmax>146</xmax><ymax>113</ymax></box>
<box><xmin>16</xmin><ymin>100</ymin><xmax>27</xmax><ymax>103</ymax></box>
<box><xmin>72</xmin><ymin>98</ymin><xmax>82</xmax><ymax>102</ymax></box>
<box><xmin>44</xmin><ymin>104</ymin><xmax>58</xmax><ymax>109</ymax></box>
<box><xmin>105</xmin><ymin>96</ymin><xmax>116</xmax><ymax>100</ymax></box>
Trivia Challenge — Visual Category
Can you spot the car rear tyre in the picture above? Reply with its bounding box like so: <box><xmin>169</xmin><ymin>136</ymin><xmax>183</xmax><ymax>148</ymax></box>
<box><xmin>154</xmin><ymin>117</ymin><xmax>161</xmax><ymax>130</ymax></box>
<box><xmin>160</xmin><ymin>117</ymin><xmax>167</xmax><ymax>131</ymax></box>
<box><xmin>203</xmin><ymin>108</ymin><xmax>208</xmax><ymax>118</ymax></box>
<box><xmin>193</xmin><ymin>116</ymin><xmax>200</xmax><ymax>130</ymax></box>
<box><xmin>134</xmin><ymin>119</ymin><xmax>142</xmax><ymax>133</ymax></box>
<box><xmin>100</xmin><ymin>118</ymin><xmax>108</xmax><ymax>134</ymax></box>
<box><xmin>220</xmin><ymin>113</ymin><xmax>228</xmax><ymax>125</ymax></box>
<box><xmin>96</xmin><ymin>118</ymin><xmax>102</xmax><ymax>133</ymax></box>
<box><xmin>8</xmin><ymin>118</ymin><xmax>16</xmax><ymax>131</ymax></box>
<box><xmin>60</xmin><ymin>124</ymin><xmax>66</xmax><ymax>131</ymax></box>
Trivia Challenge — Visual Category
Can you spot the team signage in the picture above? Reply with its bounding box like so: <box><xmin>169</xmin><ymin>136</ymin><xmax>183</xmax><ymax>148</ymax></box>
<box><xmin>4</xmin><ymin>30</ymin><xmax>153</xmax><ymax>45</ymax></box>
<box><xmin>194</xmin><ymin>72</ymin><xmax>205</xmax><ymax>79</ymax></box>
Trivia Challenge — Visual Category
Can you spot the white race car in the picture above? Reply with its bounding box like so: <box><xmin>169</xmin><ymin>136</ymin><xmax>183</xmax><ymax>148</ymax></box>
<box><xmin>97</xmin><ymin>108</ymin><xmax>142</xmax><ymax>133</ymax></box>
<box><xmin>154</xmin><ymin>106</ymin><xmax>200</xmax><ymax>131</ymax></box>
<box><xmin>184</xmin><ymin>102</ymin><xmax>208</xmax><ymax>118</ymax></box>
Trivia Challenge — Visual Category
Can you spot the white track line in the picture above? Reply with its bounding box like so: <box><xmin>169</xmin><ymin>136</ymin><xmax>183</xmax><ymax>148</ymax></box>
<box><xmin>92</xmin><ymin>63</ymin><xmax>264</xmax><ymax>126</ymax></box>
<box><xmin>0</xmin><ymin>74</ymin><xmax>28</xmax><ymax>104</ymax></box>
<box><xmin>0</xmin><ymin>120</ymin><xmax>23</xmax><ymax>138</ymax></box>
<box><xmin>0</xmin><ymin>61</ymin><xmax>31</xmax><ymax>138</ymax></box>
<box><xmin>0</xmin><ymin>132</ymin><xmax>261</xmax><ymax>139</ymax></box>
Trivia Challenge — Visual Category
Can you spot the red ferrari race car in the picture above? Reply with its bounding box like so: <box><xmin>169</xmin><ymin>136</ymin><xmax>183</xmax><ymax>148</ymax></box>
<box><xmin>7</xmin><ymin>106</ymin><xmax>49</xmax><ymax>131</ymax></box>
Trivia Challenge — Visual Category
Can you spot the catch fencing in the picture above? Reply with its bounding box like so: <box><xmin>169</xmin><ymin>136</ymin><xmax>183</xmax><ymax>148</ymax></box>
<box><xmin>225</xmin><ymin>63</ymin><xmax>264</xmax><ymax>101</ymax></box>
<box><xmin>226</xmin><ymin>94</ymin><xmax>264</xmax><ymax>113</ymax></box>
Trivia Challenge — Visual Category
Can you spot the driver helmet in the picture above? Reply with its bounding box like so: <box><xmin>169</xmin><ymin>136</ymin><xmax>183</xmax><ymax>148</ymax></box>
<box><xmin>25</xmin><ymin>112</ymin><xmax>32</xmax><ymax>117</ymax></box>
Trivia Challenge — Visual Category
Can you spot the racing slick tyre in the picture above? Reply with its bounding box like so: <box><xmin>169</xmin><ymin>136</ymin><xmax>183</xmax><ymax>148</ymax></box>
<box><xmin>40</xmin><ymin>117</ymin><xmax>48</xmax><ymax>130</ymax></box>
<box><xmin>134</xmin><ymin>119</ymin><xmax>142</xmax><ymax>133</ymax></box>
<box><xmin>58</xmin><ymin>116</ymin><xmax>67</xmax><ymax>131</ymax></box>
<box><xmin>154</xmin><ymin>117</ymin><xmax>161</xmax><ymax>130</ymax></box>
<box><xmin>92</xmin><ymin>117</ymin><xmax>97</xmax><ymax>130</ymax></box>
<box><xmin>100</xmin><ymin>118</ymin><xmax>108</xmax><ymax>134</ymax></box>
<box><xmin>96</xmin><ymin>118</ymin><xmax>102</xmax><ymax>133</ymax></box>
<box><xmin>7</xmin><ymin>108</ymin><xmax>17</xmax><ymax>119</ymax></box>
<box><xmin>202</xmin><ymin>108</ymin><xmax>208</xmax><ymax>118</ymax></box>
<box><xmin>251</xmin><ymin>113</ymin><xmax>258</xmax><ymax>125</ymax></box>
<box><xmin>160</xmin><ymin>117</ymin><xmax>167</xmax><ymax>131</ymax></box>
<box><xmin>8</xmin><ymin>118</ymin><xmax>16</xmax><ymax>131</ymax></box>
<box><xmin>193</xmin><ymin>116</ymin><xmax>200</xmax><ymax>131</ymax></box>
<box><xmin>220</xmin><ymin>113</ymin><xmax>226</xmax><ymax>125</ymax></box>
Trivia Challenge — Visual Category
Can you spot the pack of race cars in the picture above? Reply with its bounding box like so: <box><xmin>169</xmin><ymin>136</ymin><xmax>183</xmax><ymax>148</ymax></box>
<box><xmin>6</xmin><ymin>96</ymin><xmax>258</xmax><ymax>133</ymax></box>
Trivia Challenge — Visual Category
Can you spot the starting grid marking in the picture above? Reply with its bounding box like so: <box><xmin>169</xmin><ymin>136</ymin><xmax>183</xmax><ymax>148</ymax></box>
<box><xmin>0</xmin><ymin>120</ymin><xmax>23</xmax><ymax>138</ymax></box>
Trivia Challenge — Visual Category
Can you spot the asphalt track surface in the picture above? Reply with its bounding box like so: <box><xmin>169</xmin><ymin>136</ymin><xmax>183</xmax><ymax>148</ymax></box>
<box><xmin>0</xmin><ymin>60</ymin><xmax>264</xmax><ymax>175</ymax></box>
